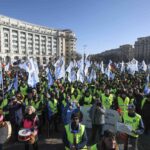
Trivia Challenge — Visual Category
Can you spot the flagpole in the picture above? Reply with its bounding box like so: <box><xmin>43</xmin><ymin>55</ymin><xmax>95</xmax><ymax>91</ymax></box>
<box><xmin>83</xmin><ymin>45</ymin><xmax>87</xmax><ymax>83</ymax></box>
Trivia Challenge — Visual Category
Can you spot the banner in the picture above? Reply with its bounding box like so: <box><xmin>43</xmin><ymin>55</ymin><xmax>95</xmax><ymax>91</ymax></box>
<box><xmin>117</xmin><ymin>122</ymin><xmax>132</xmax><ymax>135</ymax></box>
<box><xmin>80</xmin><ymin>106</ymin><xmax>92</xmax><ymax>128</ymax></box>
<box><xmin>104</xmin><ymin>109</ymin><xmax>121</xmax><ymax>133</ymax></box>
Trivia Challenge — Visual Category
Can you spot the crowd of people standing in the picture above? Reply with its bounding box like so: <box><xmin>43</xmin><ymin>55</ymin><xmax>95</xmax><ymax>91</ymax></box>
<box><xmin>0</xmin><ymin>63</ymin><xmax>149</xmax><ymax>150</ymax></box>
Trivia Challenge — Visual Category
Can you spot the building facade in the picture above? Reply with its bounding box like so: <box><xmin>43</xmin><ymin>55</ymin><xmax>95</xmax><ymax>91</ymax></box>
<box><xmin>0</xmin><ymin>15</ymin><xmax>76</xmax><ymax>65</ymax></box>
<box><xmin>134</xmin><ymin>36</ymin><xmax>150</xmax><ymax>63</ymax></box>
<box><xmin>90</xmin><ymin>44</ymin><xmax>134</xmax><ymax>63</ymax></box>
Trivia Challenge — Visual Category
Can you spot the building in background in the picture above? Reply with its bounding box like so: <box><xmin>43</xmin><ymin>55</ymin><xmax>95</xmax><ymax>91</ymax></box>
<box><xmin>0</xmin><ymin>15</ymin><xmax>76</xmax><ymax>65</ymax></box>
<box><xmin>134</xmin><ymin>36</ymin><xmax>150</xmax><ymax>63</ymax></box>
<box><xmin>90</xmin><ymin>44</ymin><xmax>134</xmax><ymax>63</ymax></box>
<box><xmin>90</xmin><ymin>36</ymin><xmax>150</xmax><ymax>63</ymax></box>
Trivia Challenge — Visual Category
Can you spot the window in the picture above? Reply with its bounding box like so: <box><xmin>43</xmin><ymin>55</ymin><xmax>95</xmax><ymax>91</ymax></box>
<box><xmin>5</xmin><ymin>44</ymin><xmax>8</xmax><ymax>47</ymax></box>
<box><xmin>4</xmin><ymin>33</ymin><xmax>8</xmax><ymax>37</ymax></box>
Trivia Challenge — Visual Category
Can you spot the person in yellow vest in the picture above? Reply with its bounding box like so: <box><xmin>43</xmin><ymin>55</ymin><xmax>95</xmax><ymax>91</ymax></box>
<box><xmin>123</xmin><ymin>104</ymin><xmax>144</xmax><ymax>150</ymax></box>
<box><xmin>47</xmin><ymin>92</ymin><xmax>59</xmax><ymax>133</ymax></box>
<box><xmin>101</xmin><ymin>89</ymin><xmax>113</xmax><ymax>109</ymax></box>
<box><xmin>63</xmin><ymin>112</ymin><xmax>87</xmax><ymax>150</ymax></box>
<box><xmin>0</xmin><ymin>93</ymin><xmax>9</xmax><ymax>120</ymax></box>
<box><xmin>117</xmin><ymin>91</ymin><xmax>130</xmax><ymax>115</ymax></box>
<box><xmin>90</xmin><ymin>130</ymin><xmax>119</xmax><ymax>150</ymax></box>
<box><xmin>19</xmin><ymin>81</ymin><xmax>28</xmax><ymax>97</ymax></box>
<box><xmin>81</xmin><ymin>90</ymin><xmax>92</xmax><ymax>106</ymax></box>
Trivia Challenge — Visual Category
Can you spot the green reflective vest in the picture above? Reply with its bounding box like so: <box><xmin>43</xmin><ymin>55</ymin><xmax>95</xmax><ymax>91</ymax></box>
<box><xmin>71</xmin><ymin>95</ymin><xmax>81</xmax><ymax>102</ymax></box>
<box><xmin>49</xmin><ymin>99</ymin><xmax>58</xmax><ymax>113</ymax></box>
<box><xmin>20</xmin><ymin>85</ymin><xmax>28</xmax><ymax>96</ymax></box>
<box><xmin>101</xmin><ymin>94</ymin><xmax>113</xmax><ymax>109</ymax></box>
<box><xmin>123</xmin><ymin>112</ymin><xmax>141</xmax><ymax>137</ymax></box>
<box><xmin>118</xmin><ymin>96</ymin><xmax>129</xmax><ymax>113</ymax></box>
<box><xmin>0</xmin><ymin>98</ymin><xmax>9</xmax><ymax>115</ymax></box>
<box><xmin>84</xmin><ymin>96</ymin><xmax>92</xmax><ymax>106</ymax></box>
<box><xmin>141</xmin><ymin>98</ymin><xmax>147</xmax><ymax>110</ymax></box>
<box><xmin>90</xmin><ymin>144</ymin><xmax>98</xmax><ymax>150</ymax></box>
<box><xmin>65</xmin><ymin>124</ymin><xmax>86</xmax><ymax>150</ymax></box>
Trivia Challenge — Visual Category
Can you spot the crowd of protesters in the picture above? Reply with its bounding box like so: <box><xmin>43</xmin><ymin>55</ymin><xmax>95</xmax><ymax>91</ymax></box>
<box><xmin>0</xmin><ymin>61</ymin><xmax>149</xmax><ymax>150</ymax></box>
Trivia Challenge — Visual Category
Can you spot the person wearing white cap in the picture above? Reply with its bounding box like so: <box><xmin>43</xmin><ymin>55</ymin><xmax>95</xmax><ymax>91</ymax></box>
<box><xmin>122</xmin><ymin>104</ymin><xmax>144</xmax><ymax>150</ymax></box>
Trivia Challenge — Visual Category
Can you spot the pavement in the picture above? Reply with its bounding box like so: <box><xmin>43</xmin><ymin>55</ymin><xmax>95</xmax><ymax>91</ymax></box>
<box><xmin>3</xmin><ymin>126</ymin><xmax>150</xmax><ymax>150</ymax></box>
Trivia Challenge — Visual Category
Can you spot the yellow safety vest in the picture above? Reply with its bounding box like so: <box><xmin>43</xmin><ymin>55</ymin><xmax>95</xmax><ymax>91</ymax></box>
<box><xmin>101</xmin><ymin>94</ymin><xmax>113</xmax><ymax>109</ymax></box>
<box><xmin>123</xmin><ymin>113</ymin><xmax>141</xmax><ymax>138</ymax></box>
<box><xmin>118</xmin><ymin>96</ymin><xmax>129</xmax><ymax>114</ymax></box>
<box><xmin>84</xmin><ymin>96</ymin><xmax>92</xmax><ymax>106</ymax></box>
<box><xmin>20</xmin><ymin>85</ymin><xmax>28</xmax><ymax>96</ymax></box>
<box><xmin>65</xmin><ymin>124</ymin><xmax>87</xmax><ymax>150</ymax></box>
<box><xmin>0</xmin><ymin>99</ymin><xmax>9</xmax><ymax>115</ymax></box>
<box><xmin>90</xmin><ymin>144</ymin><xmax>98</xmax><ymax>150</ymax></box>
<box><xmin>71</xmin><ymin>95</ymin><xmax>81</xmax><ymax>102</ymax></box>
<box><xmin>49</xmin><ymin>99</ymin><xmax>58</xmax><ymax>113</ymax></box>
<box><xmin>141</xmin><ymin>98</ymin><xmax>147</xmax><ymax>109</ymax></box>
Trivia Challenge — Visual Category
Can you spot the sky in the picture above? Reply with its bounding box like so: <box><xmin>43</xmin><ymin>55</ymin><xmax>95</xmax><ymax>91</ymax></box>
<box><xmin>0</xmin><ymin>0</ymin><xmax>150</xmax><ymax>55</ymax></box>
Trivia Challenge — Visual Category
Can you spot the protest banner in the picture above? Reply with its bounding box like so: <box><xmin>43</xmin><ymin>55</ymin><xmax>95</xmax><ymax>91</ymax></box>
<box><xmin>117</xmin><ymin>122</ymin><xmax>132</xmax><ymax>135</ymax></box>
<box><xmin>80</xmin><ymin>106</ymin><xmax>92</xmax><ymax>128</ymax></box>
<box><xmin>104</xmin><ymin>109</ymin><xmax>121</xmax><ymax>133</ymax></box>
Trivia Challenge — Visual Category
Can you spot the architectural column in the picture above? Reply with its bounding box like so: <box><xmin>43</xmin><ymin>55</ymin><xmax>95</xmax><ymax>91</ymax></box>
<box><xmin>0</xmin><ymin>27</ymin><xmax>4</xmax><ymax>54</ymax></box>
<box><xmin>9</xmin><ymin>29</ymin><xmax>13</xmax><ymax>63</ymax></box>
<box><xmin>18</xmin><ymin>30</ymin><xmax>21</xmax><ymax>57</ymax></box>
<box><xmin>25</xmin><ymin>32</ymin><xmax>28</xmax><ymax>56</ymax></box>
<box><xmin>39</xmin><ymin>35</ymin><xmax>43</xmax><ymax>64</ymax></box>
<box><xmin>33</xmin><ymin>33</ymin><xmax>35</xmax><ymax>55</ymax></box>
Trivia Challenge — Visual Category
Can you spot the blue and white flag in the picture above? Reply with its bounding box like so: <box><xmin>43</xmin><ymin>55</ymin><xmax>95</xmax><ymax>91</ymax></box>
<box><xmin>13</xmin><ymin>73</ymin><xmax>18</xmax><ymax>91</ymax></box>
<box><xmin>54</xmin><ymin>57</ymin><xmax>65</xmax><ymax>80</ymax></box>
<box><xmin>89</xmin><ymin>69</ymin><xmax>96</xmax><ymax>83</ymax></box>
<box><xmin>84</xmin><ymin>60</ymin><xmax>91</xmax><ymax>77</ymax></box>
<box><xmin>127</xmin><ymin>58</ymin><xmax>139</xmax><ymax>75</ymax></box>
<box><xmin>146</xmin><ymin>74</ymin><xmax>149</xmax><ymax>83</ymax></box>
<box><xmin>46</xmin><ymin>67</ymin><xmax>54</xmax><ymax>88</ymax></box>
<box><xmin>66</xmin><ymin>61</ymin><xmax>76</xmax><ymax>82</ymax></box>
<box><xmin>141</xmin><ymin>60</ymin><xmax>147</xmax><ymax>72</ymax></box>
<box><xmin>6</xmin><ymin>82</ymin><xmax>13</xmax><ymax>93</ymax></box>
<box><xmin>4</xmin><ymin>63</ymin><xmax>10</xmax><ymax>72</ymax></box>
<box><xmin>100</xmin><ymin>61</ymin><xmax>104</xmax><ymax>74</ymax></box>
<box><xmin>27</xmin><ymin>58</ymin><xmax>39</xmax><ymax>87</ymax></box>
<box><xmin>77</xmin><ymin>57</ymin><xmax>84</xmax><ymax>83</ymax></box>
<box><xmin>121</xmin><ymin>61</ymin><xmax>125</xmax><ymax>73</ymax></box>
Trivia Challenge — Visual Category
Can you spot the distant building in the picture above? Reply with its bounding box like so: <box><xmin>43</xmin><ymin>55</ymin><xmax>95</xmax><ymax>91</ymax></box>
<box><xmin>90</xmin><ymin>36</ymin><xmax>150</xmax><ymax>63</ymax></box>
<box><xmin>134</xmin><ymin>36</ymin><xmax>150</xmax><ymax>63</ymax></box>
<box><xmin>0</xmin><ymin>15</ymin><xmax>76</xmax><ymax>65</ymax></box>
<box><xmin>91</xmin><ymin>44</ymin><xmax>134</xmax><ymax>63</ymax></box>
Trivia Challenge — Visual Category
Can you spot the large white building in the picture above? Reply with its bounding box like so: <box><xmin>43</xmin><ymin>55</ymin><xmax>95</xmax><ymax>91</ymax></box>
<box><xmin>0</xmin><ymin>15</ymin><xmax>77</xmax><ymax>65</ymax></box>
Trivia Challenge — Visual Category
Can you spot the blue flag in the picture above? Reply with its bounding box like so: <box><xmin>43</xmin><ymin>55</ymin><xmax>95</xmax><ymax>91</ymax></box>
<box><xmin>13</xmin><ymin>73</ymin><xmax>18</xmax><ymax>91</ymax></box>
<box><xmin>46</xmin><ymin>67</ymin><xmax>54</xmax><ymax>88</ymax></box>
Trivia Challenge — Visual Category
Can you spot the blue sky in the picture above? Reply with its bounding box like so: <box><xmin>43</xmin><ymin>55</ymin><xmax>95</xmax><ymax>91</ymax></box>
<box><xmin>0</xmin><ymin>0</ymin><xmax>150</xmax><ymax>55</ymax></box>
